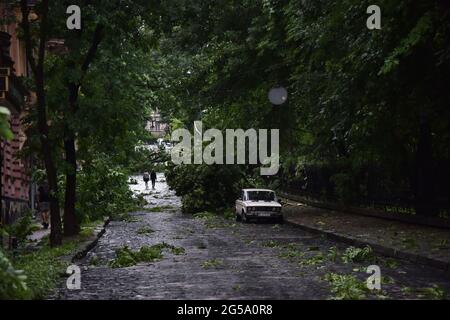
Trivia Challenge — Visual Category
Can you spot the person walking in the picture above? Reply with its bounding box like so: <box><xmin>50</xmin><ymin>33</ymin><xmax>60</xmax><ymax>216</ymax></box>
<box><xmin>38</xmin><ymin>183</ymin><xmax>50</xmax><ymax>229</ymax></box>
<box><xmin>143</xmin><ymin>172</ymin><xmax>150</xmax><ymax>189</ymax></box>
<box><xmin>150</xmin><ymin>170</ymin><xmax>157</xmax><ymax>190</ymax></box>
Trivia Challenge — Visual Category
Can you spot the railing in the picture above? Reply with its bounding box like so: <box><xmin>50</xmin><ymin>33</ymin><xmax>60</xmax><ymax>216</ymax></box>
<box><xmin>6</xmin><ymin>74</ymin><xmax>28</xmax><ymax>110</ymax></box>
<box><xmin>0</xmin><ymin>73</ymin><xmax>28</xmax><ymax>111</ymax></box>
<box><xmin>279</xmin><ymin>163</ymin><xmax>450</xmax><ymax>218</ymax></box>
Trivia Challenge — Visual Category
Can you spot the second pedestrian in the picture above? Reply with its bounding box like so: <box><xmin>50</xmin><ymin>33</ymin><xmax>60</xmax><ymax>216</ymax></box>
<box><xmin>150</xmin><ymin>170</ymin><xmax>157</xmax><ymax>190</ymax></box>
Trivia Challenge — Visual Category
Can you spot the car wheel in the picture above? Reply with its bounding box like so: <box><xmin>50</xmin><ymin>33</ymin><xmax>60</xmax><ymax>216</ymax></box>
<box><xmin>235</xmin><ymin>213</ymin><xmax>242</xmax><ymax>222</ymax></box>
<box><xmin>277</xmin><ymin>216</ymin><xmax>284</xmax><ymax>224</ymax></box>
<box><xmin>242</xmin><ymin>211</ymin><xmax>248</xmax><ymax>223</ymax></box>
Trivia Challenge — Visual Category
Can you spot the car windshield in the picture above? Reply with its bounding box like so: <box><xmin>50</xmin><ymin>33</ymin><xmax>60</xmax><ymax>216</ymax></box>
<box><xmin>247</xmin><ymin>191</ymin><xmax>275</xmax><ymax>202</ymax></box>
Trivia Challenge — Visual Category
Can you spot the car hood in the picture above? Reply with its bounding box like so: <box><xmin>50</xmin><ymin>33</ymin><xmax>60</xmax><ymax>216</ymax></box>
<box><xmin>243</xmin><ymin>201</ymin><xmax>282</xmax><ymax>207</ymax></box>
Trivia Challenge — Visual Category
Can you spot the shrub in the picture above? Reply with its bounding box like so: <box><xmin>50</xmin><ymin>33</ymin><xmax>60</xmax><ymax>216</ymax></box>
<box><xmin>137</xmin><ymin>226</ymin><xmax>154</xmax><ymax>235</ymax></box>
<box><xmin>325</xmin><ymin>273</ymin><xmax>368</xmax><ymax>300</ymax></box>
<box><xmin>109</xmin><ymin>243</ymin><xmax>185</xmax><ymax>268</ymax></box>
<box><xmin>12</xmin><ymin>239</ymin><xmax>78</xmax><ymax>299</ymax></box>
<box><xmin>77</xmin><ymin>156</ymin><xmax>137</xmax><ymax>221</ymax></box>
<box><xmin>0</xmin><ymin>249</ymin><xmax>30</xmax><ymax>299</ymax></box>
<box><xmin>341</xmin><ymin>246</ymin><xmax>374</xmax><ymax>264</ymax></box>
<box><xmin>0</xmin><ymin>106</ymin><xmax>13</xmax><ymax>140</ymax></box>
<box><xmin>201</xmin><ymin>259</ymin><xmax>223</xmax><ymax>269</ymax></box>
<box><xmin>165</xmin><ymin>164</ymin><xmax>243</xmax><ymax>214</ymax></box>
<box><xmin>109</xmin><ymin>246</ymin><xmax>138</xmax><ymax>268</ymax></box>
<box><xmin>2</xmin><ymin>212</ymin><xmax>35</xmax><ymax>246</ymax></box>
<box><xmin>138</xmin><ymin>246</ymin><xmax>164</xmax><ymax>262</ymax></box>
<box><xmin>419</xmin><ymin>285</ymin><xmax>447</xmax><ymax>300</ymax></box>
<box><xmin>193</xmin><ymin>211</ymin><xmax>216</xmax><ymax>220</ymax></box>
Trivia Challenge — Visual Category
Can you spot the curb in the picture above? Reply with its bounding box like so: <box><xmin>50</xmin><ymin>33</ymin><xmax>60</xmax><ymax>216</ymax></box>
<box><xmin>71</xmin><ymin>218</ymin><xmax>111</xmax><ymax>262</ymax></box>
<box><xmin>284</xmin><ymin>217</ymin><xmax>450</xmax><ymax>271</ymax></box>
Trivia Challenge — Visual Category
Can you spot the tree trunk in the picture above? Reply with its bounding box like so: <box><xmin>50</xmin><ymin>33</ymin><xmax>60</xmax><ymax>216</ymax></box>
<box><xmin>20</xmin><ymin>0</ymin><xmax>62</xmax><ymax>246</ymax></box>
<box><xmin>63</xmin><ymin>82</ymin><xmax>80</xmax><ymax>236</ymax></box>
<box><xmin>36</xmin><ymin>87</ymin><xmax>62</xmax><ymax>246</ymax></box>
<box><xmin>62</xmin><ymin>25</ymin><xmax>103</xmax><ymax>235</ymax></box>
<box><xmin>63</xmin><ymin>135</ymin><xmax>79</xmax><ymax>236</ymax></box>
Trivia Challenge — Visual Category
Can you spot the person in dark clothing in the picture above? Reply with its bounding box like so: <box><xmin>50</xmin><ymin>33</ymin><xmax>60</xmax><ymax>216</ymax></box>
<box><xmin>38</xmin><ymin>183</ymin><xmax>50</xmax><ymax>229</ymax></box>
<box><xmin>150</xmin><ymin>170</ymin><xmax>157</xmax><ymax>190</ymax></box>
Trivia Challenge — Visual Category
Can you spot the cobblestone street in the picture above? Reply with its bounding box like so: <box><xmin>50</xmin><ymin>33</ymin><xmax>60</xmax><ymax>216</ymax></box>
<box><xmin>53</xmin><ymin>175</ymin><xmax>450</xmax><ymax>300</ymax></box>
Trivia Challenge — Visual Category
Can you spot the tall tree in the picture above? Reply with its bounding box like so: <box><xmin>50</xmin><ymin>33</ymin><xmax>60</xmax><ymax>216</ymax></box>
<box><xmin>155</xmin><ymin>0</ymin><xmax>450</xmax><ymax>216</ymax></box>
<box><xmin>16</xmin><ymin>0</ymin><xmax>164</xmax><ymax>240</ymax></box>
<box><xmin>20</xmin><ymin>0</ymin><xmax>62</xmax><ymax>246</ymax></box>
<box><xmin>57</xmin><ymin>1</ymin><xmax>160</xmax><ymax>235</ymax></box>
<box><xmin>62</xmin><ymin>23</ymin><xmax>104</xmax><ymax>236</ymax></box>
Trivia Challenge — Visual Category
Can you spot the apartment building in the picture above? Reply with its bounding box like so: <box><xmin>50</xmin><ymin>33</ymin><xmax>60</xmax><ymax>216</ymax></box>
<box><xmin>0</xmin><ymin>3</ymin><xmax>32</xmax><ymax>226</ymax></box>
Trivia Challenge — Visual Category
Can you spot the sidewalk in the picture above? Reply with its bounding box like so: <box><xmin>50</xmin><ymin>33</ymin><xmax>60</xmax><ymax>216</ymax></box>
<box><xmin>26</xmin><ymin>216</ymin><xmax>50</xmax><ymax>244</ymax></box>
<box><xmin>281</xmin><ymin>198</ymin><xmax>450</xmax><ymax>270</ymax></box>
<box><xmin>27</xmin><ymin>227</ymin><xmax>50</xmax><ymax>242</ymax></box>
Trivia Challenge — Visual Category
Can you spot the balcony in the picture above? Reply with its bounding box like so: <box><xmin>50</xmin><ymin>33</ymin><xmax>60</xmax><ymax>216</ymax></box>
<box><xmin>0</xmin><ymin>31</ymin><xmax>29</xmax><ymax>113</ymax></box>
<box><xmin>2</xmin><ymin>74</ymin><xmax>28</xmax><ymax>112</ymax></box>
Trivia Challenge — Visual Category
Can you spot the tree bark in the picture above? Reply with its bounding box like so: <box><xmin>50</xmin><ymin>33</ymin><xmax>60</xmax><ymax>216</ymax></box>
<box><xmin>63</xmin><ymin>136</ymin><xmax>79</xmax><ymax>236</ymax></box>
<box><xmin>20</xmin><ymin>0</ymin><xmax>62</xmax><ymax>246</ymax></box>
<box><xmin>63</xmin><ymin>83</ymin><xmax>80</xmax><ymax>236</ymax></box>
<box><xmin>63</xmin><ymin>24</ymin><xmax>103</xmax><ymax>235</ymax></box>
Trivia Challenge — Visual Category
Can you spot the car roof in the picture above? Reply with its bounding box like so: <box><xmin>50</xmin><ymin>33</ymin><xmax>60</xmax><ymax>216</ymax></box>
<box><xmin>243</xmin><ymin>189</ymin><xmax>275</xmax><ymax>192</ymax></box>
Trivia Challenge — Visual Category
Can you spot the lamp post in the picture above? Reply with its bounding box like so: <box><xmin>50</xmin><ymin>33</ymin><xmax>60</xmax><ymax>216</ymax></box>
<box><xmin>268</xmin><ymin>86</ymin><xmax>288</xmax><ymax>106</ymax></box>
<box><xmin>267</xmin><ymin>86</ymin><xmax>290</xmax><ymax>160</ymax></box>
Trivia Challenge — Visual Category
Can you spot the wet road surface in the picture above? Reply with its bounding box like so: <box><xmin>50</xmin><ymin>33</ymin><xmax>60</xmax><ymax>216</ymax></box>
<box><xmin>54</xmin><ymin>174</ymin><xmax>450</xmax><ymax>300</ymax></box>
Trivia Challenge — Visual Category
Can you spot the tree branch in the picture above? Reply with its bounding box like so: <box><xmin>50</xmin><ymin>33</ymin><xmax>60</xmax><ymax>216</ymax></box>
<box><xmin>68</xmin><ymin>23</ymin><xmax>104</xmax><ymax>110</ymax></box>
<box><xmin>37</xmin><ymin>0</ymin><xmax>49</xmax><ymax>76</ymax></box>
<box><xmin>19</xmin><ymin>0</ymin><xmax>37</xmax><ymax>76</ymax></box>
<box><xmin>80</xmin><ymin>24</ymin><xmax>104</xmax><ymax>77</ymax></box>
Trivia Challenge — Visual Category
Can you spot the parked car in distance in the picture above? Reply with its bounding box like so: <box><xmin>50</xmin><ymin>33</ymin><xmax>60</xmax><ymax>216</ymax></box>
<box><xmin>235</xmin><ymin>189</ymin><xmax>283</xmax><ymax>223</ymax></box>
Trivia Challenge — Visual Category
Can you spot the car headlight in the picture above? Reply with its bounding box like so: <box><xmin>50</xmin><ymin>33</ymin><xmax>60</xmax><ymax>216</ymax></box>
<box><xmin>248</xmin><ymin>207</ymin><xmax>256</xmax><ymax>211</ymax></box>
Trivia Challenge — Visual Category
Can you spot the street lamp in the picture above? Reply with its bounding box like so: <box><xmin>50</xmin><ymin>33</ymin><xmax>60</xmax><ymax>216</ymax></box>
<box><xmin>268</xmin><ymin>86</ymin><xmax>288</xmax><ymax>106</ymax></box>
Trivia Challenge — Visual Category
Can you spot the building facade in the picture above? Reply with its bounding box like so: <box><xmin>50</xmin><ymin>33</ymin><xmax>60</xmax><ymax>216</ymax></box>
<box><xmin>146</xmin><ymin>108</ymin><xmax>169</xmax><ymax>138</ymax></box>
<box><xmin>1</xmin><ymin>3</ymin><xmax>32</xmax><ymax>226</ymax></box>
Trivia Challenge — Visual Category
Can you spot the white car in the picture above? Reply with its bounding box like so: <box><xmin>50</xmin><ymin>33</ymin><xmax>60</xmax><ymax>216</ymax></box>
<box><xmin>235</xmin><ymin>189</ymin><xmax>283</xmax><ymax>223</ymax></box>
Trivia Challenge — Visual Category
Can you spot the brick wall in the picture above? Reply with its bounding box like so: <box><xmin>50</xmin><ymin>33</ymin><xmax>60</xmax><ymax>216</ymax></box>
<box><xmin>1</xmin><ymin>112</ymin><xmax>31</xmax><ymax>224</ymax></box>
<box><xmin>1</xmin><ymin>3</ymin><xmax>31</xmax><ymax>225</ymax></box>
<box><xmin>1</xmin><ymin>114</ymin><xmax>30</xmax><ymax>200</ymax></box>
